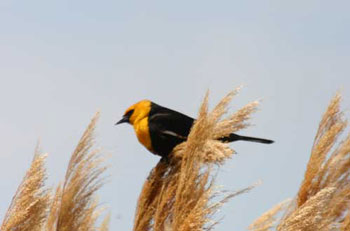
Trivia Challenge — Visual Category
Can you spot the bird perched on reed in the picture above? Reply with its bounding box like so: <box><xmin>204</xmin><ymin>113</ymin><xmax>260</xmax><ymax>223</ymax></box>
<box><xmin>116</xmin><ymin>100</ymin><xmax>273</xmax><ymax>158</ymax></box>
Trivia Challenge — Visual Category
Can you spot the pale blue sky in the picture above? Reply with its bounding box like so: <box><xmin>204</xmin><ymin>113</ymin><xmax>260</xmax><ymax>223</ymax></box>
<box><xmin>1</xmin><ymin>1</ymin><xmax>350</xmax><ymax>230</ymax></box>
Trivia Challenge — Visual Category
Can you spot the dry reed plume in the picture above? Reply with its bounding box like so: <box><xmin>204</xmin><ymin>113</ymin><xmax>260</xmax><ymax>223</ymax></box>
<box><xmin>248</xmin><ymin>200</ymin><xmax>290</xmax><ymax>231</ymax></box>
<box><xmin>250</xmin><ymin>93</ymin><xmax>350</xmax><ymax>231</ymax></box>
<box><xmin>5</xmin><ymin>90</ymin><xmax>350</xmax><ymax>231</ymax></box>
<box><xmin>134</xmin><ymin>89</ymin><xmax>259</xmax><ymax>231</ymax></box>
<box><xmin>1</xmin><ymin>112</ymin><xmax>109</xmax><ymax>231</ymax></box>
<box><xmin>53</xmin><ymin>112</ymin><xmax>108</xmax><ymax>231</ymax></box>
<box><xmin>1</xmin><ymin>149</ymin><xmax>50</xmax><ymax>231</ymax></box>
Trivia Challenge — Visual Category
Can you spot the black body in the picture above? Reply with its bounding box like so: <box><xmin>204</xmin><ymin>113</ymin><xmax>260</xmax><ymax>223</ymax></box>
<box><xmin>147</xmin><ymin>102</ymin><xmax>273</xmax><ymax>157</ymax></box>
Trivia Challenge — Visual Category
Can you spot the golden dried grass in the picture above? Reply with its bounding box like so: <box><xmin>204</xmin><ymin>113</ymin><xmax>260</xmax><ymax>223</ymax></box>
<box><xmin>248</xmin><ymin>200</ymin><xmax>290</xmax><ymax>231</ymax></box>
<box><xmin>1</xmin><ymin>112</ymin><xmax>109</xmax><ymax>231</ymax></box>
<box><xmin>47</xmin><ymin>185</ymin><xmax>62</xmax><ymax>231</ymax></box>
<box><xmin>10</xmin><ymin>90</ymin><xmax>350</xmax><ymax>231</ymax></box>
<box><xmin>297</xmin><ymin>93</ymin><xmax>347</xmax><ymax>207</ymax></box>
<box><xmin>54</xmin><ymin>112</ymin><xmax>109</xmax><ymax>231</ymax></box>
<box><xmin>251</xmin><ymin>93</ymin><xmax>350</xmax><ymax>231</ymax></box>
<box><xmin>134</xmin><ymin>89</ymin><xmax>259</xmax><ymax>231</ymax></box>
<box><xmin>278</xmin><ymin>187</ymin><xmax>338</xmax><ymax>231</ymax></box>
<box><xmin>0</xmin><ymin>150</ymin><xmax>50</xmax><ymax>231</ymax></box>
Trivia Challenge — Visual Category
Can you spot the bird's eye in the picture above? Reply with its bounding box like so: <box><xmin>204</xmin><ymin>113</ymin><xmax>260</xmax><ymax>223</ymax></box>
<box><xmin>124</xmin><ymin>109</ymin><xmax>134</xmax><ymax>118</ymax></box>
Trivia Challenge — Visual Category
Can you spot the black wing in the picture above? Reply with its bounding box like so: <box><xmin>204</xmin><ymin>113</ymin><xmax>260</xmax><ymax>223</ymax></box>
<box><xmin>148</xmin><ymin>103</ymin><xmax>194</xmax><ymax>157</ymax></box>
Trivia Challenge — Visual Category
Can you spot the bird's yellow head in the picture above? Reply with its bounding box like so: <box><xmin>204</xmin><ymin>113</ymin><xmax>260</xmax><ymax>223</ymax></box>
<box><xmin>116</xmin><ymin>100</ymin><xmax>152</xmax><ymax>125</ymax></box>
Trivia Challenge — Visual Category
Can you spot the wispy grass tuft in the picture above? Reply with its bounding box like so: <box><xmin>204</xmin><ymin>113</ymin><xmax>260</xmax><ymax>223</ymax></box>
<box><xmin>248</xmin><ymin>200</ymin><xmax>290</xmax><ymax>231</ymax></box>
<box><xmin>251</xmin><ymin>93</ymin><xmax>350</xmax><ymax>231</ymax></box>
<box><xmin>1</xmin><ymin>112</ymin><xmax>109</xmax><ymax>231</ymax></box>
<box><xmin>134</xmin><ymin>89</ymin><xmax>259</xmax><ymax>231</ymax></box>
<box><xmin>54</xmin><ymin>112</ymin><xmax>109</xmax><ymax>231</ymax></box>
<box><xmin>1</xmin><ymin>149</ymin><xmax>50</xmax><ymax>231</ymax></box>
<box><xmin>296</xmin><ymin>93</ymin><xmax>347</xmax><ymax>207</ymax></box>
<box><xmin>10</xmin><ymin>90</ymin><xmax>350</xmax><ymax>231</ymax></box>
<box><xmin>47</xmin><ymin>184</ymin><xmax>62</xmax><ymax>231</ymax></box>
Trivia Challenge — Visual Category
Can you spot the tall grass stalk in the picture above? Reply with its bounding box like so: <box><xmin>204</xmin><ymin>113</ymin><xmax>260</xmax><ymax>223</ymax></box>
<box><xmin>134</xmin><ymin>89</ymin><xmax>259</xmax><ymax>231</ymax></box>
<box><xmin>1</xmin><ymin>112</ymin><xmax>109</xmax><ymax>231</ymax></box>
<box><xmin>1</xmin><ymin>150</ymin><xmax>50</xmax><ymax>231</ymax></box>
<box><xmin>251</xmin><ymin>93</ymin><xmax>350</xmax><ymax>231</ymax></box>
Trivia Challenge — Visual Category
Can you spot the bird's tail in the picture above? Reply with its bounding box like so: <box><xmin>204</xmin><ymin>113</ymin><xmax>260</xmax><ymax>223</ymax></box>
<box><xmin>219</xmin><ymin>133</ymin><xmax>274</xmax><ymax>144</ymax></box>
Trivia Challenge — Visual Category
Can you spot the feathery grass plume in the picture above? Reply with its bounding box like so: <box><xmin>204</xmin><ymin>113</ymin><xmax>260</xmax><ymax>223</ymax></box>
<box><xmin>134</xmin><ymin>161</ymin><xmax>173</xmax><ymax>231</ymax></box>
<box><xmin>277</xmin><ymin>93</ymin><xmax>350</xmax><ymax>230</ymax></box>
<box><xmin>248</xmin><ymin>199</ymin><xmax>290</xmax><ymax>231</ymax></box>
<box><xmin>1</xmin><ymin>150</ymin><xmax>50</xmax><ymax>231</ymax></box>
<box><xmin>47</xmin><ymin>185</ymin><xmax>62</xmax><ymax>231</ymax></box>
<box><xmin>54</xmin><ymin>112</ymin><xmax>108</xmax><ymax>231</ymax></box>
<box><xmin>297</xmin><ymin>93</ymin><xmax>347</xmax><ymax>207</ymax></box>
<box><xmin>134</xmin><ymin>89</ymin><xmax>260</xmax><ymax>231</ymax></box>
<box><xmin>278</xmin><ymin>187</ymin><xmax>337</xmax><ymax>231</ymax></box>
<box><xmin>173</xmin><ymin>89</ymin><xmax>259</xmax><ymax>164</ymax></box>
<box><xmin>251</xmin><ymin>93</ymin><xmax>350</xmax><ymax>231</ymax></box>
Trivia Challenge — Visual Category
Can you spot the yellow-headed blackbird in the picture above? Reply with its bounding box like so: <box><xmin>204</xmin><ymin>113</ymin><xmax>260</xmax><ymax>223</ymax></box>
<box><xmin>116</xmin><ymin>100</ymin><xmax>273</xmax><ymax>158</ymax></box>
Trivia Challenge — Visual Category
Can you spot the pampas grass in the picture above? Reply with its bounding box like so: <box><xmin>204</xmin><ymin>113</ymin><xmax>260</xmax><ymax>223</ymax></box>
<box><xmin>4</xmin><ymin>89</ymin><xmax>350</xmax><ymax>231</ymax></box>
<box><xmin>248</xmin><ymin>200</ymin><xmax>290</xmax><ymax>231</ymax></box>
<box><xmin>251</xmin><ymin>93</ymin><xmax>350</xmax><ymax>231</ymax></box>
<box><xmin>134</xmin><ymin>89</ymin><xmax>259</xmax><ymax>231</ymax></box>
<box><xmin>1</xmin><ymin>150</ymin><xmax>50</xmax><ymax>231</ymax></box>
<box><xmin>1</xmin><ymin>89</ymin><xmax>259</xmax><ymax>231</ymax></box>
<box><xmin>1</xmin><ymin>112</ymin><xmax>109</xmax><ymax>231</ymax></box>
<box><xmin>54</xmin><ymin>112</ymin><xmax>108</xmax><ymax>231</ymax></box>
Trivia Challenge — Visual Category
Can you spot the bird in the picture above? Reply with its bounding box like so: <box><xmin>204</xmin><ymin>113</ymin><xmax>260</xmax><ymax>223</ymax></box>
<box><xmin>116</xmin><ymin>100</ymin><xmax>273</xmax><ymax>158</ymax></box>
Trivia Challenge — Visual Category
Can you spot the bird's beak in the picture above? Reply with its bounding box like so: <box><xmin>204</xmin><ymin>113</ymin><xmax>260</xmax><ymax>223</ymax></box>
<box><xmin>115</xmin><ymin>116</ymin><xmax>129</xmax><ymax>125</ymax></box>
